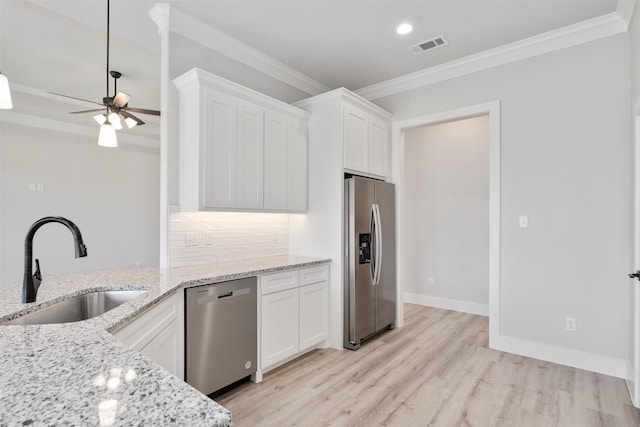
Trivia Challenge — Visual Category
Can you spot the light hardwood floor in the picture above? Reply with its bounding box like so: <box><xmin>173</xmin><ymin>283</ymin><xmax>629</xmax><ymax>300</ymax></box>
<box><xmin>216</xmin><ymin>304</ymin><xmax>640</xmax><ymax>426</ymax></box>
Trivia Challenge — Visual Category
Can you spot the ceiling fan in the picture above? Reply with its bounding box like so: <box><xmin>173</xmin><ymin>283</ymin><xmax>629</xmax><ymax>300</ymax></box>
<box><xmin>48</xmin><ymin>0</ymin><xmax>160</xmax><ymax>147</ymax></box>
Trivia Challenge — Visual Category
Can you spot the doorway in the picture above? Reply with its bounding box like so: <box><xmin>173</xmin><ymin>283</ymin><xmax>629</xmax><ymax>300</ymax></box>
<box><xmin>403</xmin><ymin>115</ymin><xmax>490</xmax><ymax>314</ymax></box>
<box><xmin>391</xmin><ymin>101</ymin><xmax>500</xmax><ymax>347</ymax></box>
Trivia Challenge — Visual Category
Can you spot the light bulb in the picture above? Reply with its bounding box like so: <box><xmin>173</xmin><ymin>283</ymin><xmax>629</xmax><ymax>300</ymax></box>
<box><xmin>396</xmin><ymin>23</ymin><xmax>413</xmax><ymax>35</ymax></box>
<box><xmin>98</xmin><ymin>121</ymin><xmax>118</xmax><ymax>147</ymax></box>
<box><xmin>0</xmin><ymin>72</ymin><xmax>13</xmax><ymax>109</ymax></box>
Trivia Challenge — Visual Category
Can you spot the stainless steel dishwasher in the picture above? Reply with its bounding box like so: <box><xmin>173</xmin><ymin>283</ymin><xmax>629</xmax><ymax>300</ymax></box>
<box><xmin>185</xmin><ymin>276</ymin><xmax>257</xmax><ymax>395</ymax></box>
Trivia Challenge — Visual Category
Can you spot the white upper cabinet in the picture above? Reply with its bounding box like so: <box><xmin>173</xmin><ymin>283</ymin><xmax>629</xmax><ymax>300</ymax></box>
<box><xmin>295</xmin><ymin>88</ymin><xmax>392</xmax><ymax>181</ymax></box>
<box><xmin>343</xmin><ymin>102</ymin><xmax>390</xmax><ymax>179</ymax></box>
<box><xmin>343</xmin><ymin>104</ymin><xmax>369</xmax><ymax>173</ymax></box>
<box><xmin>202</xmin><ymin>89</ymin><xmax>237</xmax><ymax>208</ymax></box>
<box><xmin>174</xmin><ymin>68</ymin><xmax>309</xmax><ymax>212</ymax></box>
<box><xmin>237</xmin><ymin>101</ymin><xmax>265</xmax><ymax>209</ymax></box>
<box><xmin>367</xmin><ymin>116</ymin><xmax>389</xmax><ymax>178</ymax></box>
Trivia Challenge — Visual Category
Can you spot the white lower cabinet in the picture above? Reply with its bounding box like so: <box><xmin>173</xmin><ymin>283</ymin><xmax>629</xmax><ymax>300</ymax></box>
<box><xmin>112</xmin><ymin>292</ymin><xmax>184</xmax><ymax>380</ymax></box>
<box><xmin>261</xmin><ymin>287</ymin><xmax>299</xmax><ymax>368</ymax></box>
<box><xmin>299</xmin><ymin>281</ymin><xmax>328</xmax><ymax>351</ymax></box>
<box><xmin>259</xmin><ymin>265</ymin><xmax>329</xmax><ymax>375</ymax></box>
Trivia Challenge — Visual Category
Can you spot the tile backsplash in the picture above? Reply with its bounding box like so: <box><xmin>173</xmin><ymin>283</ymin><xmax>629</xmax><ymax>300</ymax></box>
<box><xmin>170</xmin><ymin>212</ymin><xmax>289</xmax><ymax>267</ymax></box>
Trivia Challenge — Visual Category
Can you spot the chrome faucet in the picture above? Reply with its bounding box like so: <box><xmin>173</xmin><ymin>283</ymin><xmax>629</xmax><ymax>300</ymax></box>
<box><xmin>23</xmin><ymin>216</ymin><xmax>88</xmax><ymax>303</ymax></box>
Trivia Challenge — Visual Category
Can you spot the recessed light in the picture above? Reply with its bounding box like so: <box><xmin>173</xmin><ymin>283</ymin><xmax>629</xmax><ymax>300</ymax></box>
<box><xmin>396</xmin><ymin>23</ymin><xmax>413</xmax><ymax>35</ymax></box>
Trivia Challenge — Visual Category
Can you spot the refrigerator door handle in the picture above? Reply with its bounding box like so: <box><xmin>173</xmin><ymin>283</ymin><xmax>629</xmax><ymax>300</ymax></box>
<box><xmin>370</xmin><ymin>204</ymin><xmax>376</xmax><ymax>285</ymax></box>
<box><xmin>373</xmin><ymin>204</ymin><xmax>383</xmax><ymax>286</ymax></box>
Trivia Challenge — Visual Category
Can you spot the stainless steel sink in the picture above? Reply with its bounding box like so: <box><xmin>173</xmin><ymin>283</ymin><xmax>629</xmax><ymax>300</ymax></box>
<box><xmin>3</xmin><ymin>290</ymin><xmax>147</xmax><ymax>325</ymax></box>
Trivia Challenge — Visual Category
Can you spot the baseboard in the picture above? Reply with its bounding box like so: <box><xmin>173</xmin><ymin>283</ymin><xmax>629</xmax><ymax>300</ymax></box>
<box><xmin>405</xmin><ymin>292</ymin><xmax>626</xmax><ymax>379</ymax></box>
<box><xmin>491</xmin><ymin>334</ymin><xmax>627</xmax><ymax>379</ymax></box>
<box><xmin>404</xmin><ymin>292</ymin><xmax>489</xmax><ymax>317</ymax></box>
<box><xmin>626</xmin><ymin>361</ymin><xmax>640</xmax><ymax>408</ymax></box>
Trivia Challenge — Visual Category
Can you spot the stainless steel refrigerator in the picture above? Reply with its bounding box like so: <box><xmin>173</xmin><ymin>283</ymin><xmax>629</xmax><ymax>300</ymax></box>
<box><xmin>344</xmin><ymin>175</ymin><xmax>396</xmax><ymax>350</ymax></box>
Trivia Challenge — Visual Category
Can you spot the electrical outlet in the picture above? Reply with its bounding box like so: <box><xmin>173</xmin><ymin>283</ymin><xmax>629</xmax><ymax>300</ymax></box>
<box><xmin>565</xmin><ymin>317</ymin><xmax>576</xmax><ymax>332</ymax></box>
<box><xmin>428</xmin><ymin>277</ymin><xmax>435</xmax><ymax>287</ymax></box>
<box><xmin>519</xmin><ymin>215</ymin><xmax>528</xmax><ymax>228</ymax></box>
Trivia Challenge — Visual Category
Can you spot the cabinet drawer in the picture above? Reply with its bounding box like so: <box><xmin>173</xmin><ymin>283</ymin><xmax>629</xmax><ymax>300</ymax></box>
<box><xmin>299</xmin><ymin>265</ymin><xmax>329</xmax><ymax>286</ymax></box>
<box><xmin>260</xmin><ymin>270</ymin><xmax>299</xmax><ymax>295</ymax></box>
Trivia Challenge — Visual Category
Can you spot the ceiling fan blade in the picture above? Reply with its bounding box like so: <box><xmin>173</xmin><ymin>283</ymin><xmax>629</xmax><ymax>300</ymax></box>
<box><xmin>119</xmin><ymin>110</ymin><xmax>146</xmax><ymax>126</ymax></box>
<box><xmin>48</xmin><ymin>91</ymin><xmax>104</xmax><ymax>106</ymax></box>
<box><xmin>69</xmin><ymin>108</ymin><xmax>108</xmax><ymax>114</ymax></box>
<box><xmin>125</xmin><ymin>107</ymin><xmax>161</xmax><ymax>116</ymax></box>
<box><xmin>113</xmin><ymin>92</ymin><xmax>131</xmax><ymax>108</ymax></box>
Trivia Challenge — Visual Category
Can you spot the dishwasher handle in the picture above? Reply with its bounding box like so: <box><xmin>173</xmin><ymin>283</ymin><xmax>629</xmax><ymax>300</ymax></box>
<box><xmin>196</xmin><ymin>287</ymin><xmax>251</xmax><ymax>304</ymax></box>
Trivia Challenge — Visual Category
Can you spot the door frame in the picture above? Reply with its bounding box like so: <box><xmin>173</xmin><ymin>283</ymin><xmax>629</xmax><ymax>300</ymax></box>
<box><xmin>628</xmin><ymin>98</ymin><xmax>640</xmax><ymax>408</ymax></box>
<box><xmin>390</xmin><ymin>101</ymin><xmax>500</xmax><ymax>347</ymax></box>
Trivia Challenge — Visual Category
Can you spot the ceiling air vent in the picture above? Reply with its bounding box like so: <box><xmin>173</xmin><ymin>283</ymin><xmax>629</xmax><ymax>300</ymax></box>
<box><xmin>409</xmin><ymin>35</ymin><xmax>448</xmax><ymax>55</ymax></box>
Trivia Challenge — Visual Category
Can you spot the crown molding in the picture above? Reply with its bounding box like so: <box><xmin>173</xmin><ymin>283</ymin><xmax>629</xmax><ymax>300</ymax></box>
<box><xmin>356</xmin><ymin>11</ymin><xmax>629</xmax><ymax>101</ymax></box>
<box><xmin>616</xmin><ymin>0</ymin><xmax>637</xmax><ymax>28</ymax></box>
<box><xmin>294</xmin><ymin>87</ymin><xmax>392</xmax><ymax>120</ymax></box>
<box><xmin>0</xmin><ymin>110</ymin><xmax>159</xmax><ymax>150</ymax></box>
<box><xmin>149</xmin><ymin>3</ymin><xmax>170</xmax><ymax>34</ymax></box>
<box><xmin>150</xmin><ymin>4</ymin><xmax>330</xmax><ymax>97</ymax></box>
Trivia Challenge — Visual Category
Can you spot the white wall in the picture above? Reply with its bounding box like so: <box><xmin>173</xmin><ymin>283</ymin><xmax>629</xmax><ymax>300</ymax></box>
<box><xmin>377</xmin><ymin>34</ymin><xmax>631</xmax><ymax>363</ymax></box>
<box><xmin>0</xmin><ymin>124</ymin><xmax>160</xmax><ymax>283</ymax></box>
<box><xmin>403</xmin><ymin>115</ymin><xmax>489</xmax><ymax>306</ymax></box>
<box><xmin>630</xmin><ymin>4</ymin><xmax>640</xmax><ymax>106</ymax></box>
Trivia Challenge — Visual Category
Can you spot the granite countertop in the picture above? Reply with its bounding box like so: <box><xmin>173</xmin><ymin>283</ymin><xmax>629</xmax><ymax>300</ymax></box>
<box><xmin>0</xmin><ymin>254</ymin><xmax>330</xmax><ymax>426</ymax></box>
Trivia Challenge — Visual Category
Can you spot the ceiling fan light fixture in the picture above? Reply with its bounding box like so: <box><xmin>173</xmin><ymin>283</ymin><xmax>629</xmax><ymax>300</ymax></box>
<box><xmin>93</xmin><ymin>113</ymin><xmax>107</xmax><ymax>125</ymax></box>
<box><xmin>108</xmin><ymin>112</ymin><xmax>123</xmax><ymax>130</ymax></box>
<box><xmin>0</xmin><ymin>71</ymin><xmax>13</xmax><ymax>109</ymax></box>
<box><xmin>124</xmin><ymin>116</ymin><xmax>138</xmax><ymax>129</ymax></box>
<box><xmin>98</xmin><ymin>120</ymin><xmax>118</xmax><ymax>148</ymax></box>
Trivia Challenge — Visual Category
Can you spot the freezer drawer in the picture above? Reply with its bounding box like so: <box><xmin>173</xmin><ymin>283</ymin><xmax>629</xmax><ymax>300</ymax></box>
<box><xmin>185</xmin><ymin>277</ymin><xmax>257</xmax><ymax>395</ymax></box>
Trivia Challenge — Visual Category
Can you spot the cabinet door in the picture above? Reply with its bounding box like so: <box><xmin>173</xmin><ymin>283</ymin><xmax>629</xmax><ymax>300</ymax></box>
<box><xmin>287</xmin><ymin>120</ymin><xmax>308</xmax><ymax>212</ymax></box>
<box><xmin>112</xmin><ymin>293</ymin><xmax>184</xmax><ymax>379</ymax></box>
<box><xmin>237</xmin><ymin>101</ymin><xmax>264</xmax><ymax>209</ymax></box>
<box><xmin>261</xmin><ymin>288</ymin><xmax>299</xmax><ymax>369</ymax></box>
<box><xmin>343</xmin><ymin>104</ymin><xmax>368</xmax><ymax>173</ymax></box>
<box><xmin>264</xmin><ymin>111</ymin><xmax>288</xmax><ymax>210</ymax></box>
<box><xmin>202</xmin><ymin>89</ymin><xmax>237</xmax><ymax>208</ymax></box>
<box><xmin>139</xmin><ymin>319</ymin><xmax>182</xmax><ymax>378</ymax></box>
<box><xmin>368</xmin><ymin>117</ymin><xmax>389</xmax><ymax>178</ymax></box>
<box><xmin>299</xmin><ymin>281</ymin><xmax>328</xmax><ymax>351</ymax></box>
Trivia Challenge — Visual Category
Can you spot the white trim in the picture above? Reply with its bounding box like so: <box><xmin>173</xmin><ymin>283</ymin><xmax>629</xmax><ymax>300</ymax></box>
<box><xmin>150</xmin><ymin>3</ymin><xmax>329</xmax><ymax>97</ymax></box>
<box><xmin>0</xmin><ymin>110</ymin><xmax>159</xmax><ymax>150</ymax></box>
<box><xmin>493</xmin><ymin>335</ymin><xmax>627</xmax><ymax>379</ymax></box>
<box><xmin>617</xmin><ymin>0</ymin><xmax>637</xmax><ymax>27</ymax></box>
<box><xmin>151</xmin><ymin>4</ymin><xmax>172</xmax><ymax>269</ymax></box>
<box><xmin>294</xmin><ymin>87</ymin><xmax>392</xmax><ymax>121</ymax></box>
<box><xmin>404</xmin><ymin>293</ymin><xmax>489</xmax><ymax>317</ymax></box>
<box><xmin>391</xmin><ymin>100</ymin><xmax>501</xmax><ymax>341</ymax></box>
<box><xmin>356</xmin><ymin>12</ymin><xmax>628</xmax><ymax>100</ymax></box>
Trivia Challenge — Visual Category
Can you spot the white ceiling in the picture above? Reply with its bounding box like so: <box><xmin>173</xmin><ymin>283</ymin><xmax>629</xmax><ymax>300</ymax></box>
<box><xmin>0</xmin><ymin>0</ymin><xmax>625</xmax><ymax>144</ymax></box>
<box><xmin>25</xmin><ymin>0</ymin><xmax>620</xmax><ymax>91</ymax></box>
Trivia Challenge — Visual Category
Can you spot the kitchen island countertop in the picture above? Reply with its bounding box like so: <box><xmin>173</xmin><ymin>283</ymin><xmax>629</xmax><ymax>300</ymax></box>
<box><xmin>0</xmin><ymin>254</ymin><xmax>330</xmax><ymax>426</ymax></box>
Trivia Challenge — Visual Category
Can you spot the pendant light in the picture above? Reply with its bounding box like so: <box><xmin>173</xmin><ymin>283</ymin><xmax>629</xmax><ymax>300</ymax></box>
<box><xmin>98</xmin><ymin>0</ymin><xmax>117</xmax><ymax>147</ymax></box>
<box><xmin>0</xmin><ymin>71</ymin><xmax>13</xmax><ymax>109</ymax></box>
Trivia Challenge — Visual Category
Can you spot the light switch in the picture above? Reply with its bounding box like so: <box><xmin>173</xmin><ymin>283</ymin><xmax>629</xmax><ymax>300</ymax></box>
<box><xmin>519</xmin><ymin>215</ymin><xmax>528</xmax><ymax>228</ymax></box>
